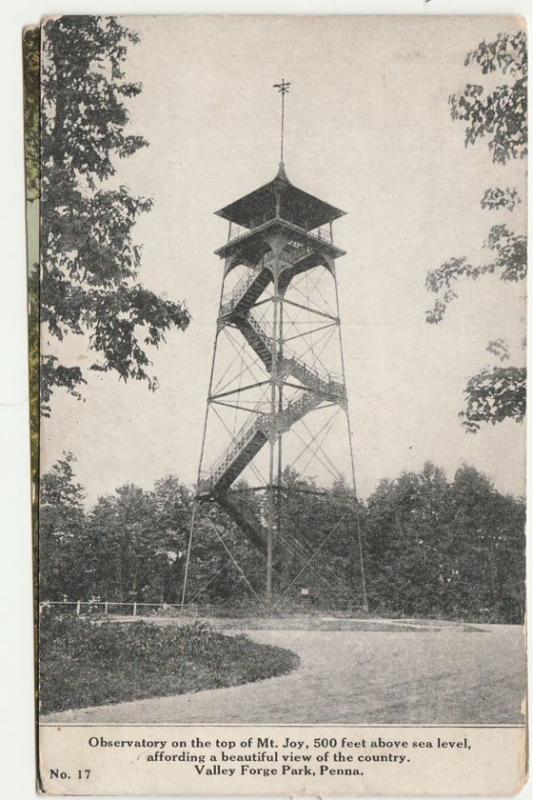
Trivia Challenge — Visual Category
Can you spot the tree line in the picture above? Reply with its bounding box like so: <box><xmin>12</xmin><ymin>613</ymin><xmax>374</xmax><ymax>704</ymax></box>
<box><xmin>40</xmin><ymin>457</ymin><xmax>525</xmax><ymax>623</ymax></box>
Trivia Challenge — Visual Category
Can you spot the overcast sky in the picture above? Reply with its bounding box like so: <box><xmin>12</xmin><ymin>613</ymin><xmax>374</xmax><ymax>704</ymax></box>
<box><xmin>41</xmin><ymin>14</ymin><xmax>527</xmax><ymax>506</ymax></box>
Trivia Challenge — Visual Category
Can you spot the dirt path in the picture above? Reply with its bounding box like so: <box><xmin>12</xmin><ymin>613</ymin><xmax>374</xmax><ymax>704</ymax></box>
<box><xmin>41</xmin><ymin>623</ymin><xmax>525</xmax><ymax>725</ymax></box>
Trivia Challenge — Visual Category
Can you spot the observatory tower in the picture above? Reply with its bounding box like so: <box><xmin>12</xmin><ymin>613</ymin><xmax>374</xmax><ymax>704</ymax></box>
<box><xmin>182</xmin><ymin>82</ymin><xmax>367</xmax><ymax>609</ymax></box>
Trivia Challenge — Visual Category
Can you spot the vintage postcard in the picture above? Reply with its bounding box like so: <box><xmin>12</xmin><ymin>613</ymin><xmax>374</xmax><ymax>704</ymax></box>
<box><xmin>31</xmin><ymin>13</ymin><xmax>527</xmax><ymax>796</ymax></box>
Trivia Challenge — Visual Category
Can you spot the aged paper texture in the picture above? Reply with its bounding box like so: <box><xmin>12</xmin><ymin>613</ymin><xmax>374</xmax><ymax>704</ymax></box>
<box><xmin>35</xmin><ymin>13</ymin><xmax>527</xmax><ymax>796</ymax></box>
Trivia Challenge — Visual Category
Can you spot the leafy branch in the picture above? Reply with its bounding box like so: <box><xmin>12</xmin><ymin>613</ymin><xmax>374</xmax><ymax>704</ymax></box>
<box><xmin>425</xmin><ymin>30</ymin><xmax>527</xmax><ymax>432</ymax></box>
<box><xmin>41</xmin><ymin>16</ymin><xmax>190</xmax><ymax>415</ymax></box>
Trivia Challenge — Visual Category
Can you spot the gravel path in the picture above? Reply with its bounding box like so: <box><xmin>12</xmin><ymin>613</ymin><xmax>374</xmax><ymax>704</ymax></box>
<box><xmin>41</xmin><ymin>623</ymin><xmax>525</xmax><ymax>725</ymax></box>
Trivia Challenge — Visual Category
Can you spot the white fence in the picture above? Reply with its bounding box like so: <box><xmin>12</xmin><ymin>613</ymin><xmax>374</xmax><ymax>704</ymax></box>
<box><xmin>39</xmin><ymin>600</ymin><xmax>186</xmax><ymax>617</ymax></box>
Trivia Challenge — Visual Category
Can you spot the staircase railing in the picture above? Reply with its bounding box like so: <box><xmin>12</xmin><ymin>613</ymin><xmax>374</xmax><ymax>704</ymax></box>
<box><xmin>245</xmin><ymin>314</ymin><xmax>344</xmax><ymax>395</ymax></box>
<box><xmin>280</xmin><ymin>241</ymin><xmax>315</xmax><ymax>265</ymax></box>
<box><xmin>227</xmin><ymin>216</ymin><xmax>333</xmax><ymax>245</ymax></box>
<box><xmin>221</xmin><ymin>265</ymin><xmax>269</xmax><ymax>317</ymax></box>
<box><xmin>227</xmin><ymin>213</ymin><xmax>275</xmax><ymax>243</ymax></box>
<box><xmin>227</xmin><ymin>222</ymin><xmax>250</xmax><ymax>242</ymax></box>
<box><xmin>200</xmin><ymin>409</ymin><xmax>264</xmax><ymax>491</ymax></box>
<box><xmin>277</xmin><ymin>391</ymin><xmax>321</xmax><ymax>427</ymax></box>
<box><xmin>221</xmin><ymin>237</ymin><xmax>330</xmax><ymax>319</ymax></box>
<box><xmin>200</xmin><ymin>385</ymin><xmax>326</xmax><ymax>492</ymax></box>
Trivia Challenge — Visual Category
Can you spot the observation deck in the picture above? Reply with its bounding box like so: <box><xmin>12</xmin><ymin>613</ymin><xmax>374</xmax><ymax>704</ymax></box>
<box><xmin>214</xmin><ymin>163</ymin><xmax>346</xmax><ymax>262</ymax></box>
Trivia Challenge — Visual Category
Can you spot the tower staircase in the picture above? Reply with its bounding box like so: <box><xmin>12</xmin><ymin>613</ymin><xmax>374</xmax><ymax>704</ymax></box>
<box><xmin>200</xmin><ymin>388</ymin><xmax>324</xmax><ymax>498</ymax></box>
<box><xmin>220</xmin><ymin>240</ymin><xmax>324</xmax><ymax>320</ymax></box>
<box><xmin>216</xmin><ymin>493</ymin><xmax>267</xmax><ymax>553</ymax></box>
<box><xmin>203</xmin><ymin>295</ymin><xmax>345</xmax><ymax>549</ymax></box>
<box><xmin>236</xmin><ymin>313</ymin><xmax>345</xmax><ymax>403</ymax></box>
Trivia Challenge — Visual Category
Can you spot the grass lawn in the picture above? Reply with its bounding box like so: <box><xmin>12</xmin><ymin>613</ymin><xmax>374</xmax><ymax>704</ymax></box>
<box><xmin>39</xmin><ymin>612</ymin><xmax>299</xmax><ymax>714</ymax></box>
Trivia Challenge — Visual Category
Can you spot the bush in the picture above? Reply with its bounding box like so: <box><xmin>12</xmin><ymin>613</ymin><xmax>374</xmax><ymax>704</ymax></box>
<box><xmin>39</xmin><ymin>610</ymin><xmax>299</xmax><ymax>714</ymax></box>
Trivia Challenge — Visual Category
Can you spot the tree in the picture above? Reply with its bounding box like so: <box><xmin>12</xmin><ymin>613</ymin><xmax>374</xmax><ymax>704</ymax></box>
<box><xmin>38</xmin><ymin>458</ymin><xmax>524</xmax><ymax>621</ymax></box>
<box><xmin>87</xmin><ymin>483</ymin><xmax>164</xmax><ymax>602</ymax></box>
<box><xmin>364</xmin><ymin>462</ymin><xmax>525</xmax><ymax>622</ymax></box>
<box><xmin>39</xmin><ymin>453</ymin><xmax>87</xmax><ymax>599</ymax></box>
<box><xmin>365</xmin><ymin>463</ymin><xmax>455</xmax><ymax>616</ymax></box>
<box><xmin>40</xmin><ymin>16</ymin><xmax>190</xmax><ymax>415</ymax></box>
<box><xmin>153</xmin><ymin>476</ymin><xmax>193</xmax><ymax>602</ymax></box>
<box><xmin>425</xmin><ymin>31</ymin><xmax>527</xmax><ymax>432</ymax></box>
<box><xmin>451</xmin><ymin>465</ymin><xmax>525</xmax><ymax>623</ymax></box>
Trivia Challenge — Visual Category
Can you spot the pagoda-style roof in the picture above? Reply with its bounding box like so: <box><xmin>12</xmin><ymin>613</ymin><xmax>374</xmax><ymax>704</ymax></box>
<box><xmin>215</xmin><ymin>163</ymin><xmax>346</xmax><ymax>232</ymax></box>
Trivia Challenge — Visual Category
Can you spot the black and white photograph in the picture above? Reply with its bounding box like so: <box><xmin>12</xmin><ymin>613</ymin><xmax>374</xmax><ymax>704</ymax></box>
<box><xmin>27</xmin><ymin>12</ymin><xmax>527</xmax><ymax>796</ymax></box>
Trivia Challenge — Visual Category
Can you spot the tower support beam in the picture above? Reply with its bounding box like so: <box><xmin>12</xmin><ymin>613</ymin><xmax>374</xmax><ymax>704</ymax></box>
<box><xmin>266</xmin><ymin>263</ymin><xmax>280</xmax><ymax>604</ymax></box>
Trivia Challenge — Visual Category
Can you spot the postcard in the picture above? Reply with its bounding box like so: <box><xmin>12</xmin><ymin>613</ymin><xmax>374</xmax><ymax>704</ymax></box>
<box><xmin>31</xmin><ymin>14</ymin><xmax>527</xmax><ymax>795</ymax></box>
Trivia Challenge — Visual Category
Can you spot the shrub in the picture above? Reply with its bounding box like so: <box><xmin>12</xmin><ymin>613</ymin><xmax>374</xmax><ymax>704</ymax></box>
<box><xmin>39</xmin><ymin>610</ymin><xmax>299</xmax><ymax>714</ymax></box>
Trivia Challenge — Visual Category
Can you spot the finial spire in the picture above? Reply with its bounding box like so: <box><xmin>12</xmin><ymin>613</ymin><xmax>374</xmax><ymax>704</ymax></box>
<box><xmin>273</xmin><ymin>78</ymin><xmax>291</xmax><ymax>164</ymax></box>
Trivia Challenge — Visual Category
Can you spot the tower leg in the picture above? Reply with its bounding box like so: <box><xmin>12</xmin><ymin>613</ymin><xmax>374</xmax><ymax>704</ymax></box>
<box><xmin>277</xmin><ymin>295</ymin><xmax>284</xmax><ymax>542</ymax></box>
<box><xmin>180</xmin><ymin>269</ymin><xmax>225</xmax><ymax>610</ymax></box>
<box><xmin>333</xmin><ymin>266</ymin><xmax>369</xmax><ymax>612</ymax></box>
<box><xmin>266</xmin><ymin>266</ymin><xmax>280</xmax><ymax>605</ymax></box>
<box><xmin>345</xmin><ymin>411</ymin><xmax>369</xmax><ymax>611</ymax></box>
<box><xmin>266</xmin><ymin>447</ymin><xmax>274</xmax><ymax>605</ymax></box>
<box><xmin>180</xmin><ymin>500</ymin><xmax>198</xmax><ymax>611</ymax></box>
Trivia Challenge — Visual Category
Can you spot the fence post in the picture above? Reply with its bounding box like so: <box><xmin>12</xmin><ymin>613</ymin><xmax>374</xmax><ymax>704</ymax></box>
<box><xmin>76</xmin><ymin>600</ymin><xmax>81</xmax><ymax>616</ymax></box>
<box><xmin>104</xmin><ymin>601</ymin><xmax>109</xmax><ymax>615</ymax></box>
<box><xmin>133</xmin><ymin>602</ymin><xmax>137</xmax><ymax>617</ymax></box>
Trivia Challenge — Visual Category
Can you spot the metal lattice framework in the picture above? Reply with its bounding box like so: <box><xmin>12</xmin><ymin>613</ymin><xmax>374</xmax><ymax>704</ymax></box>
<box><xmin>181</xmin><ymin>88</ymin><xmax>367</xmax><ymax>610</ymax></box>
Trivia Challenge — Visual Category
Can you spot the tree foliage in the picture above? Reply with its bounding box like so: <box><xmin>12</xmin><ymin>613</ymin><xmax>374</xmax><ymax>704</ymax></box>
<box><xmin>365</xmin><ymin>463</ymin><xmax>525</xmax><ymax>622</ymax></box>
<box><xmin>85</xmin><ymin>477</ymin><xmax>191</xmax><ymax>604</ymax></box>
<box><xmin>425</xmin><ymin>30</ymin><xmax>527</xmax><ymax>432</ymax></box>
<box><xmin>40</xmin><ymin>453</ymin><xmax>87</xmax><ymax>599</ymax></box>
<box><xmin>425</xmin><ymin>225</ymin><xmax>526</xmax><ymax>326</ymax></box>
<box><xmin>39</xmin><ymin>458</ymin><xmax>525</xmax><ymax>623</ymax></box>
<box><xmin>40</xmin><ymin>16</ymin><xmax>190</xmax><ymax>414</ymax></box>
<box><xmin>449</xmin><ymin>31</ymin><xmax>527</xmax><ymax>164</ymax></box>
<box><xmin>460</xmin><ymin>366</ymin><xmax>525</xmax><ymax>432</ymax></box>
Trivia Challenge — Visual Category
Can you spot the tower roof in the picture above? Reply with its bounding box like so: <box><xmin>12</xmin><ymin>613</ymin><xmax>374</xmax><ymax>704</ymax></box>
<box><xmin>215</xmin><ymin>163</ymin><xmax>346</xmax><ymax>232</ymax></box>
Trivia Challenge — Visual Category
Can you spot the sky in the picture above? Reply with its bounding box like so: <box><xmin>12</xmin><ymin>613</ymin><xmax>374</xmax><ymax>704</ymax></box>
<box><xmin>41</xmin><ymin>14</ymin><xmax>527</xmax><ymax>506</ymax></box>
